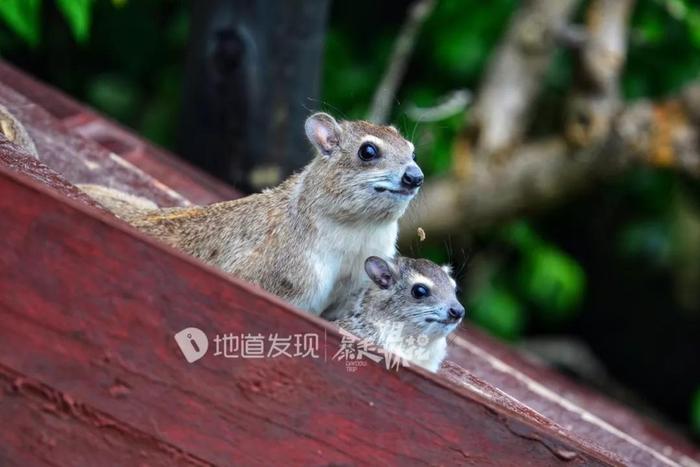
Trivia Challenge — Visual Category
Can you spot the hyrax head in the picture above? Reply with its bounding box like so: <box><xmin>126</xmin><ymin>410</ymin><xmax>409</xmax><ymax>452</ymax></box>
<box><xmin>363</xmin><ymin>256</ymin><xmax>465</xmax><ymax>339</ymax></box>
<box><xmin>304</xmin><ymin>113</ymin><xmax>423</xmax><ymax>223</ymax></box>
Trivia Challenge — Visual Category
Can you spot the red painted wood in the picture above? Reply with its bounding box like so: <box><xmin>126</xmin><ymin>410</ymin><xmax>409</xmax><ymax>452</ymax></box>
<box><xmin>0</xmin><ymin>365</ymin><xmax>209</xmax><ymax>467</ymax></box>
<box><xmin>0</xmin><ymin>165</ymin><xmax>615</xmax><ymax>466</ymax></box>
<box><xmin>71</xmin><ymin>118</ymin><xmax>240</xmax><ymax>206</ymax></box>
<box><xmin>0</xmin><ymin>60</ymin><xmax>239</xmax><ymax>206</ymax></box>
<box><xmin>0</xmin><ymin>134</ymin><xmax>105</xmax><ymax>212</ymax></box>
<box><xmin>0</xmin><ymin>58</ymin><xmax>698</xmax><ymax>466</ymax></box>
<box><xmin>447</xmin><ymin>328</ymin><xmax>700</xmax><ymax>466</ymax></box>
<box><xmin>0</xmin><ymin>74</ymin><xmax>190</xmax><ymax>208</ymax></box>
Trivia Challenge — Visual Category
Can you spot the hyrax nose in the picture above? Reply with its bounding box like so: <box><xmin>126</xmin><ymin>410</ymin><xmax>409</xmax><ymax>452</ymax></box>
<box><xmin>448</xmin><ymin>304</ymin><xmax>465</xmax><ymax>321</ymax></box>
<box><xmin>401</xmin><ymin>164</ymin><xmax>424</xmax><ymax>188</ymax></box>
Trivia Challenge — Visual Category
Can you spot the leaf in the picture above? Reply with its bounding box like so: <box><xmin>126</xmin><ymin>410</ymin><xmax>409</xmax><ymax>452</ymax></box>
<box><xmin>503</xmin><ymin>222</ymin><xmax>585</xmax><ymax>320</ymax></box>
<box><xmin>502</xmin><ymin>221</ymin><xmax>543</xmax><ymax>251</ymax></box>
<box><xmin>665</xmin><ymin>0</ymin><xmax>688</xmax><ymax>20</ymax></box>
<box><xmin>639</xmin><ymin>15</ymin><xmax>665</xmax><ymax>44</ymax></box>
<box><xmin>56</xmin><ymin>0</ymin><xmax>93</xmax><ymax>43</ymax></box>
<box><xmin>0</xmin><ymin>0</ymin><xmax>41</xmax><ymax>46</ymax></box>
<box><xmin>518</xmin><ymin>245</ymin><xmax>586</xmax><ymax>322</ymax></box>
<box><xmin>470</xmin><ymin>285</ymin><xmax>525</xmax><ymax>341</ymax></box>
<box><xmin>111</xmin><ymin>0</ymin><xmax>127</xmax><ymax>7</ymax></box>
<box><xmin>688</xmin><ymin>10</ymin><xmax>700</xmax><ymax>48</ymax></box>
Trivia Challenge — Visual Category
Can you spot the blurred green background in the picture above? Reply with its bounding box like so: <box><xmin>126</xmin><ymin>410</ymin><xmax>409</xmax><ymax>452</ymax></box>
<box><xmin>0</xmin><ymin>0</ymin><xmax>699</xmax><ymax>438</ymax></box>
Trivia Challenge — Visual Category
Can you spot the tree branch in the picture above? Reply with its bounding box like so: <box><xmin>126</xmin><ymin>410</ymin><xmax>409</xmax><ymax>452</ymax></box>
<box><xmin>367</xmin><ymin>0</ymin><xmax>437</xmax><ymax>124</ymax></box>
<box><xmin>402</xmin><ymin>82</ymin><xmax>700</xmax><ymax>237</ymax></box>
<box><xmin>462</xmin><ymin>0</ymin><xmax>580</xmax><ymax>161</ymax></box>
<box><xmin>405</xmin><ymin>89</ymin><xmax>471</xmax><ymax>122</ymax></box>
<box><xmin>565</xmin><ymin>0</ymin><xmax>635</xmax><ymax>146</ymax></box>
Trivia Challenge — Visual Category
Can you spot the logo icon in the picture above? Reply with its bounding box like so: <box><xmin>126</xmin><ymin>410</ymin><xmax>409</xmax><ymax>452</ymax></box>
<box><xmin>174</xmin><ymin>327</ymin><xmax>209</xmax><ymax>363</ymax></box>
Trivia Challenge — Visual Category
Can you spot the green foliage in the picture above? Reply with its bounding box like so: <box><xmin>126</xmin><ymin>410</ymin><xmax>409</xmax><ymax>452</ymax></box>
<box><xmin>417</xmin><ymin>242</ymin><xmax>450</xmax><ymax>266</ymax></box>
<box><xmin>517</xmin><ymin>245</ymin><xmax>586</xmax><ymax>322</ymax></box>
<box><xmin>470</xmin><ymin>283</ymin><xmax>525</xmax><ymax>341</ymax></box>
<box><xmin>0</xmin><ymin>1</ymin><xmax>187</xmax><ymax>147</ymax></box>
<box><xmin>56</xmin><ymin>0</ymin><xmax>92</xmax><ymax>43</ymax></box>
<box><xmin>322</xmin><ymin>28</ymin><xmax>382</xmax><ymax>118</ymax></box>
<box><xmin>500</xmin><ymin>222</ymin><xmax>586</xmax><ymax>324</ymax></box>
<box><xmin>0</xmin><ymin>0</ymin><xmax>41</xmax><ymax>47</ymax></box>
<box><xmin>0</xmin><ymin>0</ymin><xmax>94</xmax><ymax>45</ymax></box>
<box><xmin>612</xmin><ymin>170</ymin><xmax>676</xmax><ymax>265</ymax></box>
<box><xmin>625</xmin><ymin>0</ymin><xmax>700</xmax><ymax>98</ymax></box>
<box><xmin>423</xmin><ymin>0</ymin><xmax>515</xmax><ymax>80</ymax></box>
<box><xmin>466</xmin><ymin>220</ymin><xmax>585</xmax><ymax>339</ymax></box>
<box><xmin>692</xmin><ymin>387</ymin><xmax>700</xmax><ymax>436</ymax></box>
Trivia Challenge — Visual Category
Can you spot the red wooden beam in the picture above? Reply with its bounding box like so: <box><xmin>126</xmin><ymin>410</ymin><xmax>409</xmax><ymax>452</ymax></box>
<box><xmin>448</xmin><ymin>330</ymin><xmax>700</xmax><ymax>466</ymax></box>
<box><xmin>0</xmin><ymin>134</ymin><xmax>104</xmax><ymax>211</ymax></box>
<box><xmin>0</xmin><ymin>59</ymin><xmax>698</xmax><ymax>466</ymax></box>
<box><xmin>0</xmin><ymin>77</ymin><xmax>189</xmax><ymax>209</ymax></box>
<box><xmin>0</xmin><ymin>364</ymin><xmax>210</xmax><ymax>466</ymax></box>
<box><xmin>0</xmin><ymin>60</ymin><xmax>238</xmax><ymax>206</ymax></box>
<box><xmin>0</xmin><ymin>164</ymin><xmax>616</xmax><ymax>465</ymax></box>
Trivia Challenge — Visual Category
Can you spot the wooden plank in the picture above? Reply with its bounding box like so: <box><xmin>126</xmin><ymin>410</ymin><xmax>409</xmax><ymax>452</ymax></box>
<box><xmin>0</xmin><ymin>60</ymin><xmax>239</xmax><ymax>206</ymax></box>
<box><xmin>0</xmin><ymin>135</ymin><xmax>104</xmax><ymax>212</ymax></box>
<box><xmin>71</xmin><ymin>118</ymin><xmax>239</xmax><ymax>205</ymax></box>
<box><xmin>0</xmin><ymin>70</ymin><xmax>189</xmax><ymax>208</ymax></box>
<box><xmin>0</xmin><ymin>164</ymin><xmax>616</xmax><ymax>466</ymax></box>
<box><xmin>448</xmin><ymin>329</ymin><xmax>700</xmax><ymax>466</ymax></box>
<box><xmin>0</xmin><ymin>365</ymin><xmax>209</xmax><ymax>467</ymax></box>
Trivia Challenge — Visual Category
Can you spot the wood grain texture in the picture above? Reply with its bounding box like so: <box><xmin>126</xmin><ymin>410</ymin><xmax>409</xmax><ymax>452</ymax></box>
<box><xmin>0</xmin><ymin>79</ymin><xmax>188</xmax><ymax>208</ymax></box>
<box><xmin>447</xmin><ymin>328</ymin><xmax>700</xmax><ymax>466</ymax></box>
<box><xmin>0</xmin><ymin>164</ymin><xmax>615</xmax><ymax>466</ymax></box>
<box><xmin>72</xmin><ymin>118</ymin><xmax>240</xmax><ymax>206</ymax></box>
<box><xmin>0</xmin><ymin>60</ymin><xmax>239</xmax><ymax>207</ymax></box>
<box><xmin>0</xmin><ymin>365</ymin><xmax>210</xmax><ymax>467</ymax></box>
<box><xmin>0</xmin><ymin>134</ymin><xmax>105</xmax><ymax>212</ymax></box>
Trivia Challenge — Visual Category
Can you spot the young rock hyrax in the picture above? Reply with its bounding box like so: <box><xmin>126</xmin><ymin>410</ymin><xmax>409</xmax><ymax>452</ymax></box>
<box><xmin>336</xmin><ymin>256</ymin><xmax>465</xmax><ymax>372</ymax></box>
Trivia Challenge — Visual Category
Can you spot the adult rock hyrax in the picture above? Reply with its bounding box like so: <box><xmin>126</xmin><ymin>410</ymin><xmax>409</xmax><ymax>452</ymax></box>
<box><xmin>81</xmin><ymin>113</ymin><xmax>423</xmax><ymax>315</ymax></box>
<box><xmin>336</xmin><ymin>256</ymin><xmax>465</xmax><ymax>372</ymax></box>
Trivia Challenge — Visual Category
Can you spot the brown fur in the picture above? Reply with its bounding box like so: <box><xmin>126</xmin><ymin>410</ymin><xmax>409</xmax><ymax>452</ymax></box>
<box><xmin>80</xmin><ymin>113</ymin><xmax>421</xmax><ymax>315</ymax></box>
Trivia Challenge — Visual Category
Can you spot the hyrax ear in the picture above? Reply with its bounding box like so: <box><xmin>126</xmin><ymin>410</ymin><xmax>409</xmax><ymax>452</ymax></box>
<box><xmin>305</xmin><ymin>112</ymin><xmax>341</xmax><ymax>156</ymax></box>
<box><xmin>364</xmin><ymin>256</ymin><xmax>397</xmax><ymax>289</ymax></box>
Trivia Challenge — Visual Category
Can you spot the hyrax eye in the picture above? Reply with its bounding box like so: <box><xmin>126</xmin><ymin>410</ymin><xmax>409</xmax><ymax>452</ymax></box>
<box><xmin>358</xmin><ymin>142</ymin><xmax>380</xmax><ymax>161</ymax></box>
<box><xmin>411</xmin><ymin>284</ymin><xmax>430</xmax><ymax>299</ymax></box>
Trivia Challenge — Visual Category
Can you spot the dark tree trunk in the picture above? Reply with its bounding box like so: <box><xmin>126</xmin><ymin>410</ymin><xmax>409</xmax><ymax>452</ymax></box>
<box><xmin>180</xmin><ymin>0</ymin><xmax>330</xmax><ymax>194</ymax></box>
